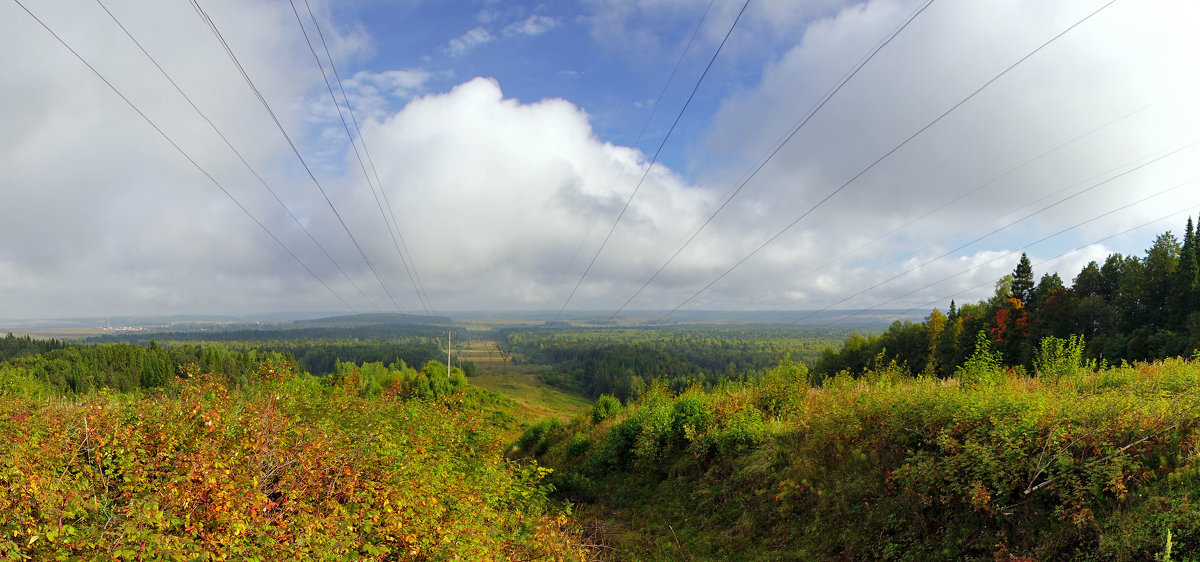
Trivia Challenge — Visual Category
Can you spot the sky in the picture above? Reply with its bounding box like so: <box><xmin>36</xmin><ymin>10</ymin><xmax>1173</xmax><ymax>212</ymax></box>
<box><xmin>2</xmin><ymin>0</ymin><xmax>1199</xmax><ymax>321</ymax></box>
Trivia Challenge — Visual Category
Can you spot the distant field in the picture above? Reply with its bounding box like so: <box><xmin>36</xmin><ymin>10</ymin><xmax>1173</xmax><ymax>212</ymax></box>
<box><xmin>458</xmin><ymin>339</ymin><xmax>591</xmax><ymax>439</ymax></box>
<box><xmin>0</xmin><ymin>327</ymin><xmax>104</xmax><ymax>340</ymax></box>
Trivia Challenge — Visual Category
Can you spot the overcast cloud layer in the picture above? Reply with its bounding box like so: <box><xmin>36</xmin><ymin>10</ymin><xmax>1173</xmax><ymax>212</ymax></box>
<box><xmin>2</xmin><ymin>0</ymin><xmax>1198</xmax><ymax>320</ymax></box>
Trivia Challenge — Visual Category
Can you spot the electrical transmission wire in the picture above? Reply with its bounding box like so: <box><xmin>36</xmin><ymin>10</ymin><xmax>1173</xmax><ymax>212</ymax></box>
<box><xmin>554</xmin><ymin>0</ymin><xmax>752</xmax><ymax>322</ymax></box>
<box><xmin>10</xmin><ymin>0</ymin><xmax>356</xmax><ymax>312</ymax></box>
<box><xmin>782</xmin><ymin>138</ymin><xmax>1200</xmax><ymax>327</ymax></box>
<box><xmin>828</xmin><ymin>173</ymin><xmax>1200</xmax><ymax>331</ymax></box>
<box><xmin>92</xmin><ymin>0</ymin><xmax>382</xmax><ymax>313</ymax></box>
<box><xmin>840</xmin><ymin>196</ymin><xmax>1200</xmax><ymax>334</ymax></box>
<box><xmin>187</xmin><ymin>0</ymin><xmax>406</xmax><ymax>312</ymax></box>
<box><xmin>607</xmin><ymin>0</ymin><xmax>938</xmax><ymax>320</ymax></box>
<box><xmin>654</xmin><ymin>0</ymin><xmax>1122</xmax><ymax>323</ymax></box>
<box><xmin>551</xmin><ymin>0</ymin><xmax>718</xmax><ymax>296</ymax></box>
<box><xmin>292</xmin><ymin>0</ymin><xmax>436</xmax><ymax>317</ymax></box>
<box><xmin>735</xmin><ymin>102</ymin><xmax>1156</xmax><ymax>310</ymax></box>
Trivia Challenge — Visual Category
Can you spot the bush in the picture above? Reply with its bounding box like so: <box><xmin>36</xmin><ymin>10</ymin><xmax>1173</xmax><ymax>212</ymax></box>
<box><xmin>1034</xmin><ymin>334</ymin><xmax>1089</xmax><ymax>381</ymax></box>
<box><xmin>670</xmin><ymin>392</ymin><xmax>714</xmax><ymax>446</ymax></box>
<box><xmin>591</xmin><ymin>394</ymin><xmax>621</xmax><ymax>424</ymax></box>
<box><xmin>516</xmin><ymin>419</ymin><xmax>562</xmax><ymax>455</ymax></box>
<box><xmin>716</xmin><ymin>405</ymin><xmax>766</xmax><ymax>454</ymax></box>
<box><xmin>0</xmin><ymin>363</ymin><xmax>584</xmax><ymax>560</ymax></box>
<box><xmin>956</xmin><ymin>331</ymin><xmax>1003</xmax><ymax>388</ymax></box>
<box><xmin>565</xmin><ymin>434</ymin><xmax>591</xmax><ymax>458</ymax></box>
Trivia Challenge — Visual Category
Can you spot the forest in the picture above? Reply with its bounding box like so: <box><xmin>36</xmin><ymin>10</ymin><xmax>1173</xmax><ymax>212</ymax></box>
<box><xmin>502</xmin><ymin>326</ymin><xmax>848</xmax><ymax>401</ymax></box>
<box><xmin>814</xmin><ymin>217</ymin><xmax>1200</xmax><ymax>379</ymax></box>
<box><xmin>90</xmin><ymin>324</ymin><xmax>445</xmax><ymax>377</ymax></box>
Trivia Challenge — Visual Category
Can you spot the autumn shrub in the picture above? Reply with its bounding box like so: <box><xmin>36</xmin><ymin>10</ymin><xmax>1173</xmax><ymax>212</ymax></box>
<box><xmin>0</xmin><ymin>362</ymin><xmax>583</xmax><ymax>560</ymax></box>
<box><xmin>565</xmin><ymin>433</ymin><xmax>590</xmax><ymax>458</ymax></box>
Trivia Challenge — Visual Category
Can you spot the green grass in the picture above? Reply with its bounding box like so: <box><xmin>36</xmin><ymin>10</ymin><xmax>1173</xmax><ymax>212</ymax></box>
<box><xmin>470</xmin><ymin>367</ymin><xmax>591</xmax><ymax>441</ymax></box>
<box><xmin>456</xmin><ymin>338</ymin><xmax>591</xmax><ymax>441</ymax></box>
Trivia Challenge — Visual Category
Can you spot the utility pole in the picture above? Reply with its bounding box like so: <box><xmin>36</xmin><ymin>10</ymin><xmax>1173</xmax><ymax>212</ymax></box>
<box><xmin>447</xmin><ymin>328</ymin><xmax>451</xmax><ymax>375</ymax></box>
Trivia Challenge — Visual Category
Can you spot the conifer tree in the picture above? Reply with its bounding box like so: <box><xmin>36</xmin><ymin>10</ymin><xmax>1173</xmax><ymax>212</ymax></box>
<box><xmin>1172</xmin><ymin>217</ymin><xmax>1199</xmax><ymax>327</ymax></box>
<box><xmin>1011</xmin><ymin>253</ymin><xmax>1035</xmax><ymax>305</ymax></box>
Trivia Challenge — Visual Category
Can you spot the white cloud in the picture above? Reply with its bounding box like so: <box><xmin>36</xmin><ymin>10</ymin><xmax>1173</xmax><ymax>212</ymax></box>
<box><xmin>2</xmin><ymin>0</ymin><xmax>1199</xmax><ymax>319</ymax></box>
<box><xmin>503</xmin><ymin>15</ymin><xmax>559</xmax><ymax>37</ymax></box>
<box><xmin>681</xmin><ymin>0</ymin><xmax>1200</xmax><ymax>312</ymax></box>
<box><xmin>445</xmin><ymin>26</ymin><xmax>493</xmax><ymax>57</ymax></box>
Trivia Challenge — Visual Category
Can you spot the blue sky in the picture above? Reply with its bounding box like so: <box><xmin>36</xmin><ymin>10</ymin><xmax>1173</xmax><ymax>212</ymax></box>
<box><xmin>322</xmin><ymin>0</ymin><xmax>764</xmax><ymax>177</ymax></box>
<box><xmin>2</xmin><ymin>0</ymin><xmax>1199</xmax><ymax>320</ymax></box>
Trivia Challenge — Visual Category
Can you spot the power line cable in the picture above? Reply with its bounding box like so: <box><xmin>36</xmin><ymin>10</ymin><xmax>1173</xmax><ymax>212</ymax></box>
<box><xmin>840</xmin><ymin>200</ymin><xmax>1200</xmax><ymax>334</ymax></box>
<box><xmin>655</xmin><ymin>0</ymin><xmax>1122</xmax><ymax>322</ymax></box>
<box><xmin>292</xmin><ymin>0</ymin><xmax>436</xmax><ymax>317</ymax></box>
<box><xmin>187</xmin><ymin>0</ymin><xmax>406</xmax><ymax>312</ymax></box>
<box><xmin>753</xmin><ymin>140</ymin><xmax>1192</xmax><ymax>318</ymax></box>
<box><xmin>552</xmin><ymin>0</ymin><xmax>717</xmax><ymax>295</ymax></box>
<box><xmin>782</xmin><ymin>139</ymin><xmax>1200</xmax><ymax>327</ymax></box>
<box><xmin>10</xmin><ymin>0</ymin><xmax>356</xmax><ymax>312</ymax></box>
<box><xmin>608</xmin><ymin>0</ymin><xmax>937</xmax><ymax>320</ymax></box>
<box><xmin>829</xmin><ymin>173</ymin><xmax>1200</xmax><ymax>330</ymax></box>
<box><xmin>555</xmin><ymin>0</ymin><xmax>751</xmax><ymax>321</ymax></box>
<box><xmin>93</xmin><ymin>0</ymin><xmax>381</xmax><ymax>313</ymax></box>
<box><xmin>736</xmin><ymin>102</ymin><xmax>1156</xmax><ymax>310</ymax></box>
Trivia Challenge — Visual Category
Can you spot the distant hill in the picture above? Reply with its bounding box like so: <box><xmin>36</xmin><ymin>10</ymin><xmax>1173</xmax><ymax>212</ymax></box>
<box><xmin>296</xmin><ymin>313</ymin><xmax>452</xmax><ymax>327</ymax></box>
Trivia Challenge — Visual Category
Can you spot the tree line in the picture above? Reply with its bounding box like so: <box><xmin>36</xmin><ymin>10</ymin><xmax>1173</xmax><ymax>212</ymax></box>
<box><xmin>815</xmin><ymin>217</ymin><xmax>1200</xmax><ymax>377</ymax></box>
<box><xmin>504</xmin><ymin>326</ymin><xmax>848</xmax><ymax>400</ymax></box>
<box><xmin>0</xmin><ymin>338</ymin><xmax>444</xmax><ymax>397</ymax></box>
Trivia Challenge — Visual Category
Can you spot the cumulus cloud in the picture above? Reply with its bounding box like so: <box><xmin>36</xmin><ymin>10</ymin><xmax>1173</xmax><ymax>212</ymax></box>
<box><xmin>2</xmin><ymin>0</ymin><xmax>1198</xmax><ymax>320</ymax></box>
<box><xmin>680</xmin><ymin>0</ymin><xmax>1200</xmax><ymax>312</ymax></box>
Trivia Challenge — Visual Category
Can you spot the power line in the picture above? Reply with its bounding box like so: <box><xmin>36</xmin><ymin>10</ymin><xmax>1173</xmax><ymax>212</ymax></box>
<box><xmin>607</xmin><ymin>0</ymin><xmax>938</xmax><ymax>320</ymax></box>
<box><xmin>841</xmin><ymin>201</ymin><xmax>1200</xmax><ymax>335</ymax></box>
<box><xmin>10</xmin><ymin>0</ymin><xmax>356</xmax><ymax>312</ymax></box>
<box><xmin>655</xmin><ymin>0</ymin><xmax>1122</xmax><ymax>322</ymax></box>
<box><xmin>736</xmin><ymin>102</ymin><xmax>1156</xmax><ymax>310</ymax></box>
<box><xmin>93</xmin><ymin>0</ymin><xmax>382</xmax><ymax>313</ymax></box>
<box><xmin>552</xmin><ymin>0</ymin><xmax>717</xmax><ymax>296</ymax></box>
<box><xmin>555</xmin><ymin>0</ymin><xmax>752</xmax><ymax>321</ymax></box>
<box><xmin>187</xmin><ymin>0</ymin><xmax>406</xmax><ymax>312</ymax></box>
<box><xmin>784</xmin><ymin>138</ymin><xmax>1200</xmax><ymax>327</ymax></box>
<box><xmin>292</xmin><ymin>0</ymin><xmax>436</xmax><ymax>317</ymax></box>
<box><xmin>830</xmin><ymin>173</ymin><xmax>1200</xmax><ymax>331</ymax></box>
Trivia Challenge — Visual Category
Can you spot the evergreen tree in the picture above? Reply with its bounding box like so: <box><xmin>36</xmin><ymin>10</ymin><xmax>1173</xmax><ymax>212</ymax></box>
<box><xmin>1143</xmin><ymin>231</ymin><xmax>1180</xmax><ymax>327</ymax></box>
<box><xmin>1171</xmin><ymin>217</ymin><xmax>1199</xmax><ymax>327</ymax></box>
<box><xmin>1072</xmin><ymin>261</ymin><xmax>1103</xmax><ymax>298</ymax></box>
<box><xmin>1011</xmin><ymin>253</ymin><xmax>1035</xmax><ymax>305</ymax></box>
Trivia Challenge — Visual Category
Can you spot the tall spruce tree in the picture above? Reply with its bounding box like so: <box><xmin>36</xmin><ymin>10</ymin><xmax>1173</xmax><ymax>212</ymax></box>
<box><xmin>1172</xmin><ymin>217</ymin><xmax>1199</xmax><ymax>327</ymax></box>
<box><xmin>1011</xmin><ymin>253</ymin><xmax>1035</xmax><ymax>306</ymax></box>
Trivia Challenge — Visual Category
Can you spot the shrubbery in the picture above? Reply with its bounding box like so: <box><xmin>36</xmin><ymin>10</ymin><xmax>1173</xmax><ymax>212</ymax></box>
<box><xmin>526</xmin><ymin>353</ymin><xmax>1200</xmax><ymax>560</ymax></box>
<box><xmin>0</xmin><ymin>362</ymin><xmax>583</xmax><ymax>560</ymax></box>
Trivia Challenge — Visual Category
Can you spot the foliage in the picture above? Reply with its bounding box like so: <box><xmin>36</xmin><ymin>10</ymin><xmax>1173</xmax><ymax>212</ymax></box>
<box><xmin>1033</xmin><ymin>334</ymin><xmax>1090</xmax><ymax>381</ymax></box>
<box><xmin>0</xmin><ymin>362</ymin><xmax>583</xmax><ymax>560</ymax></box>
<box><xmin>816</xmin><ymin>216</ymin><xmax>1200</xmax><ymax>379</ymax></box>
<box><xmin>591</xmin><ymin>394</ymin><xmax>621</xmax><ymax>424</ymax></box>
<box><xmin>504</xmin><ymin>325</ymin><xmax>847</xmax><ymax>400</ymax></box>
<box><xmin>956</xmin><ymin>331</ymin><xmax>1004</xmax><ymax>388</ymax></box>
<box><xmin>527</xmin><ymin>356</ymin><xmax>1200</xmax><ymax>560</ymax></box>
